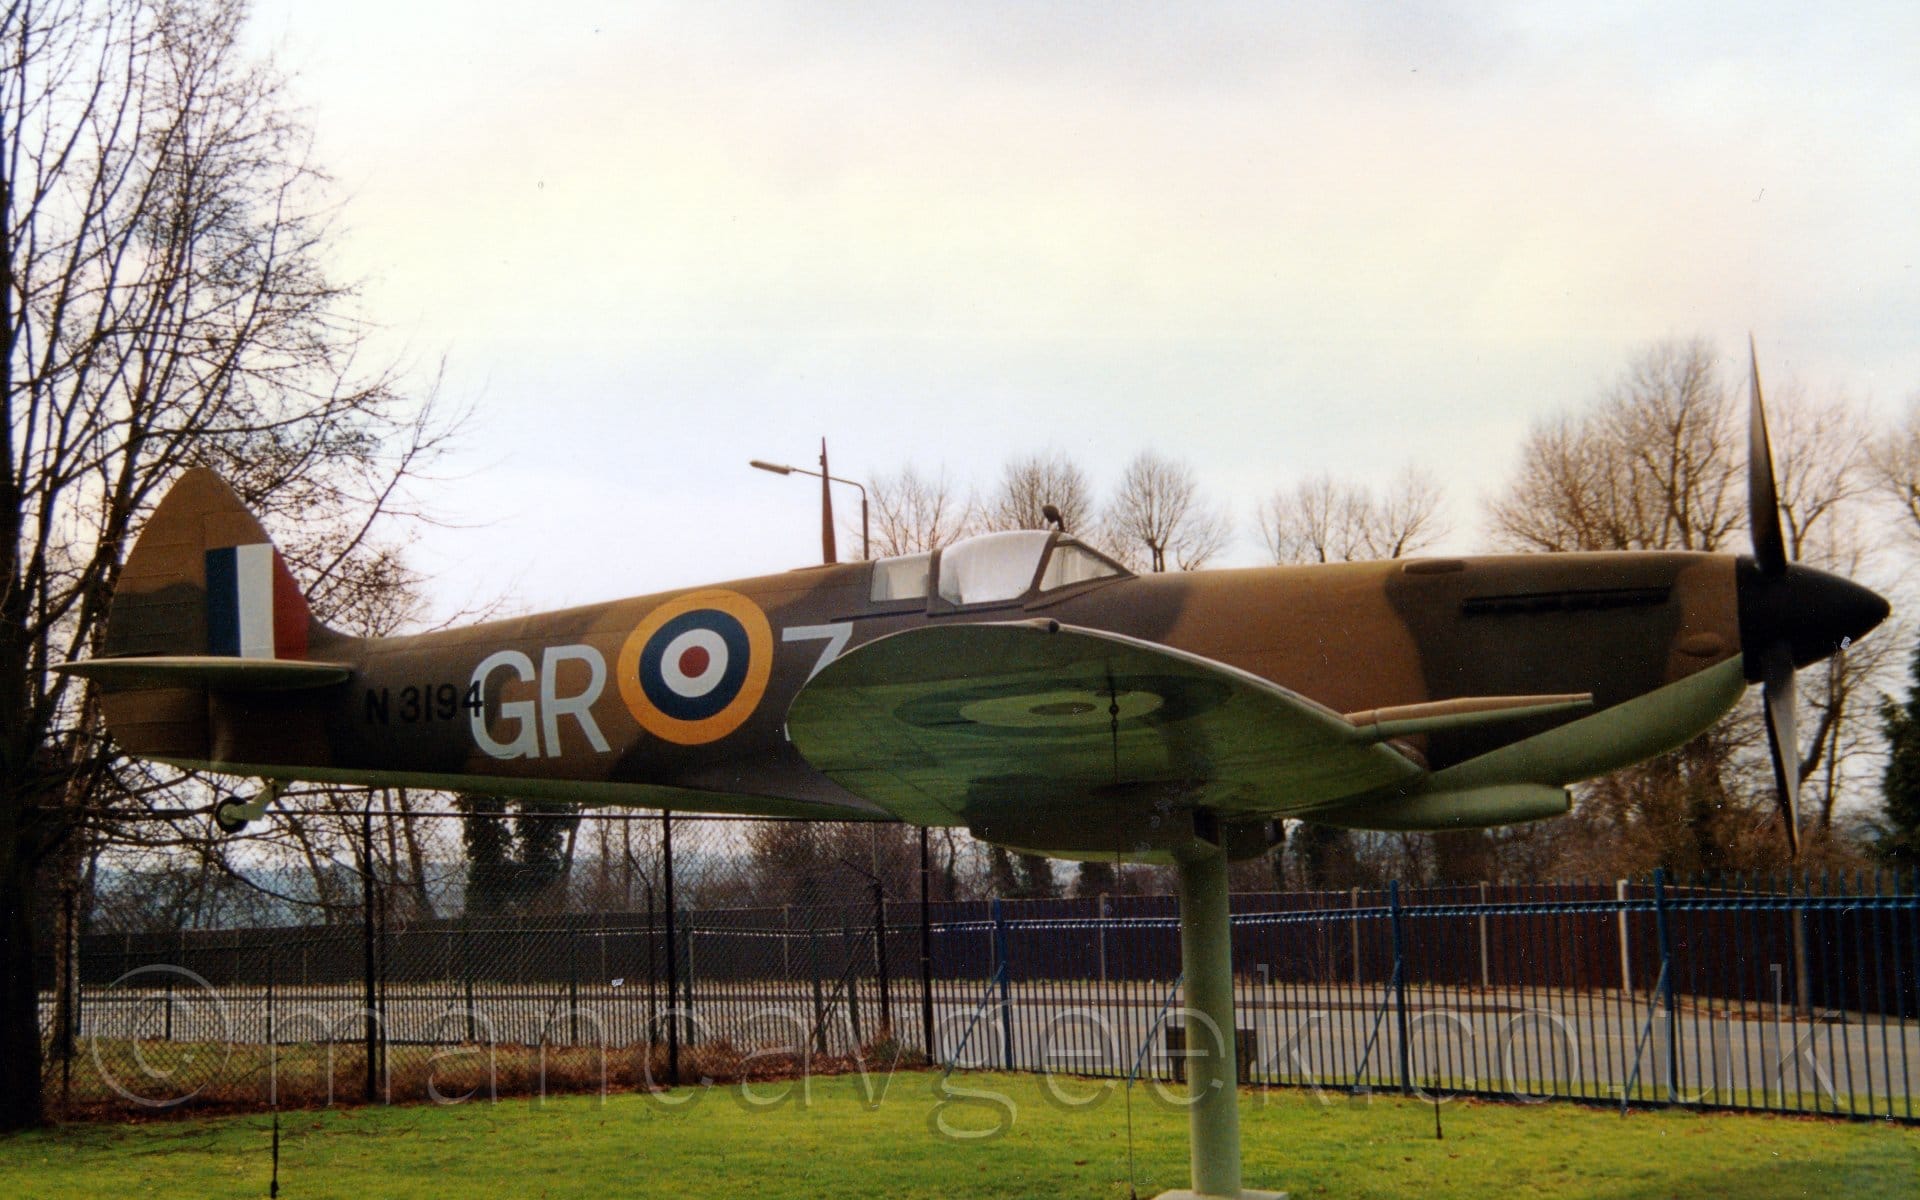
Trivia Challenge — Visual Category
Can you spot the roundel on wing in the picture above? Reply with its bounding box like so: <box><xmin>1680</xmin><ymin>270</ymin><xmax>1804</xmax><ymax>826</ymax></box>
<box><xmin>618</xmin><ymin>590</ymin><xmax>773</xmax><ymax>744</ymax></box>
<box><xmin>893</xmin><ymin>674</ymin><xmax>1233</xmax><ymax>740</ymax></box>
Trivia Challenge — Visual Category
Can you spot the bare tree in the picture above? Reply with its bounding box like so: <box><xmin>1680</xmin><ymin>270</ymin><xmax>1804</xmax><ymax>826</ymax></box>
<box><xmin>985</xmin><ymin>843</ymin><xmax>1057</xmax><ymax>899</ymax></box>
<box><xmin>1263</xmin><ymin>476</ymin><xmax>1363</xmax><ymax>564</ymax></box>
<box><xmin>865</xmin><ymin>465</ymin><xmax>974</xmax><ymax>557</ymax></box>
<box><xmin>1</xmin><ymin>0</ymin><xmax>450</xmax><ymax>1128</ymax></box>
<box><xmin>1489</xmin><ymin>339</ymin><xmax>1741</xmax><ymax>553</ymax></box>
<box><xmin>1868</xmin><ymin>393</ymin><xmax>1920</xmax><ymax>546</ymax></box>
<box><xmin>984</xmin><ymin>449</ymin><xmax>1094</xmax><ymax>535</ymax></box>
<box><xmin>1260</xmin><ymin>466</ymin><xmax>1445</xmax><ymax>564</ymax></box>
<box><xmin>1101</xmin><ymin>450</ymin><xmax>1230</xmax><ymax>572</ymax></box>
<box><xmin>1262</xmin><ymin>467</ymin><xmax>1445</xmax><ymax>876</ymax></box>
<box><xmin>744</xmin><ymin>820</ymin><xmax>922</xmax><ymax>906</ymax></box>
<box><xmin>1765</xmin><ymin>390</ymin><xmax>1894</xmax><ymax>837</ymax></box>
<box><xmin>1483</xmin><ymin>341</ymin><xmax>1887</xmax><ymax>876</ymax></box>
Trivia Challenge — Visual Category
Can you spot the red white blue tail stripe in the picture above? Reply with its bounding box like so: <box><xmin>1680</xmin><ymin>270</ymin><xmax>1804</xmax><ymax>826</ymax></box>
<box><xmin>205</xmin><ymin>544</ymin><xmax>308</xmax><ymax>659</ymax></box>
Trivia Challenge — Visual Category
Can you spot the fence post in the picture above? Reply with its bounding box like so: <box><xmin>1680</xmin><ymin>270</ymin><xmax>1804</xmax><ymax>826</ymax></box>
<box><xmin>59</xmin><ymin>888</ymin><xmax>75</xmax><ymax>1116</ymax></box>
<box><xmin>992</xmin><ymin>897</ymin><xmax>1014</xmax><ymax>1071</ymax></box>
<box><xmin>361</xmin><ymin>799</ymin><xmax>378</xmax><ymax>1104</ymax></box>
<box><xmin>919</xmin><ymin>827</ymin><xmax>936</xmax><ymax>1062</ymax></box>
<box><xmin>1792</xmin><ymin>872</ymin><xmax>1812</xmax><ymax>1016</ymax></box>
<box><xmin>683</xmin><ymin>925</ymin><xmax>697</xmax><ymax>1038</ymax></box>
<box><xmin>1616</xmin><ymin>878</ymin><xmax>1632</xmax><ymax>994</ymax></box>
<box><xmin>1653</xmin><ymin>867</ymin><xmax>1677</xmax><ymax>1104</ymax></box>
<box><xmin>873</xmin><ymin>881</ymin><xmax>892</xmax><ymax>1035</ymax></box>
<box><xmin>166</xmin><ymin>930</ymin><xmax>180</xmax><ymax>1041</ymax></box>
<box><xmin>844</xmin><ymin>921</ymin><xmax>863</xmax><ymax>1042</ymax></box>
<box><xmin>809</xmin><ymin>926</ymin><xmax>827</xmax><ymax>1056</ymax></box>
<box><xmin>1350</xmin><ymin>886</ymin><xmax>1362</xmax><ymax>988</ymax></box>
<box><xmin>1390</xmin><ymin>880</ymin><xmax>1411</xmax><ymax>1095</ymax></box>
<box><xmin>1477</xmin><ymin>880</ymin><xmax>1490</xmax><ymax>989</ymax></box>
<box><xmin>1097</xmin><ymin>892</ymin><xmax>1110</xmax><ymax>984</ymax></box>
<box><xmin>568</xmin><ymin>925</ymin><xmax>580</xmax><ymax>1045</ymax></box>
<box><xmin>645</xmin><ymin>884</ymin><xmax>657</xmax><ymax>1046</ymax></box>
<box><xmin>462</xmin><ymin>922</ymin><xmax>476</xmax><ymax>1042</ymax></box>
<box><xmin>598</xmin><ymin>912</ymin><xmax>608</xmax><ymax>1004</ymax></box>
<box><xmin>662</xmin><ymin>811</ymin><xmax>679</xmax><ymax>1082</ymax></box>
<box><xmin>267</xmin><ymin>944</ymin><xmax>277</xmax><ymax>1107</ymax></box>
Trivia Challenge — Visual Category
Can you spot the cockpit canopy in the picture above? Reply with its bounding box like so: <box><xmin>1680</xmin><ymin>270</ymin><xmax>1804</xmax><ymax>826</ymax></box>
<box><xmin>867</xmin><ymin>530</ymin><xmax>1128</xmax><ymax>607</ymax></box>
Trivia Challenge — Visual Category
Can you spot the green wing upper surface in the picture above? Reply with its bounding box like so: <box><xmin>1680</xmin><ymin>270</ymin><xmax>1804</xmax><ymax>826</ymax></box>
<box><xmin>785</xmin><ymin>620</ymin><xmax>1424</xmax><ymax>837</ymax></box>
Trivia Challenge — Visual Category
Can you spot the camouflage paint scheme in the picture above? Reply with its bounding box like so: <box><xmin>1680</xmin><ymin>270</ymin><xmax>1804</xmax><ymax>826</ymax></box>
<box><xmin>69</xmin><ymin>468</ymin><xmax>1883</xmax><ymax>861</ymax></box>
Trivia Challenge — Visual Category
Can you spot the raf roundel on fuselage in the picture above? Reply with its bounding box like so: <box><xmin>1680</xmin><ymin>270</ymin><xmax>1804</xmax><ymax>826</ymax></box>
<box><xmin>617</xmin><ymin>589</ymin><xmax>773</xmax><ymax>745</ymax></box>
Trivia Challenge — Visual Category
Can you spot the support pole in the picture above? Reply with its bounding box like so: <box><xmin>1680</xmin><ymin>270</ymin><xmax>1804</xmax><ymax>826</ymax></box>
<box><xmin>1176</xmin><ymin>846</ymin><xmax>1241</xmax><ymax>1198</ymax></box>
<box><xmin>1159</xmin><ymin>842</ymin><xmax>1286</xmax><ymax>1200</ymax></box>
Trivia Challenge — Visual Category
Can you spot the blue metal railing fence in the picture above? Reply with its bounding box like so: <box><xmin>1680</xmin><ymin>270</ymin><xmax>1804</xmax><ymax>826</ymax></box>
<box><xmin>38</xmin><ymin>869</ymin><xmax>1920</xmax><ymax>1121</ymax></box>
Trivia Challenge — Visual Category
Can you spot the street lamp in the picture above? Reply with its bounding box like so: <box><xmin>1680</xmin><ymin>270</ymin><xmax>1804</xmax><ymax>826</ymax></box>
<box><xmin>750</xmin><ymin>442</ymin><xmax>870</xmax><ymax>562</ymax></box>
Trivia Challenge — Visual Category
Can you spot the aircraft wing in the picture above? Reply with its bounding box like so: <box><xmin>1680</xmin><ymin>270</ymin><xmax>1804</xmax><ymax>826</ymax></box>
<box><xmin>785</xmin><ymin>620</ymin><xmax>1425</xmax><ymax>844</ymax></box>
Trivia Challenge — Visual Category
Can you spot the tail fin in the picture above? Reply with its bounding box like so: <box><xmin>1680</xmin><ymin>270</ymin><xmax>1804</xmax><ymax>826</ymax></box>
<box><xmin>63</xmin><ymin>466</ymin><xmax>351</xmax><ymax>690</ymax></box>
<box><xmin>104</xmin><ymin>468</ymin><xmax>324</xmax><ymax>661</ymax></box>
<box><xmin>64</xmin><ymin>470</ymin><xmax>350</xmax><ymax>763</ymax></box>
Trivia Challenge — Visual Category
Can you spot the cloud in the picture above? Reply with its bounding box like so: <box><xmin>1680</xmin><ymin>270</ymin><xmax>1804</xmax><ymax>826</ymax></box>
<box><xmin>248</xmin><ymin>1</ymin><xmax>1920</xmax><ymax>605</ymax></box>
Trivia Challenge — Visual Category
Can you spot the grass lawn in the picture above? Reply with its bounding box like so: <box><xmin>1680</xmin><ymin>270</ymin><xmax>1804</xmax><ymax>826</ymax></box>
<box><xmin>2</xmin><ymin>1071</ymin><xmax>1915</xmax><ymax>1199</ymax></box>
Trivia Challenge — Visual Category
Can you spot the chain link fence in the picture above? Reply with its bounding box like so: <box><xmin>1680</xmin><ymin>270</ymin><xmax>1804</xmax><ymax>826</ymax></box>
<box><xmin>34</xmin><ymin>811</ymin><xmax>1920</xmax><ymax>1124</ymax></box>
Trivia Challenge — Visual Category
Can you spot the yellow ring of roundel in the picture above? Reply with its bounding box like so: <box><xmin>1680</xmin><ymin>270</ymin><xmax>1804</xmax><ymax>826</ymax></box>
<box><xmin>618</xmin><ymin>589</ymin><xmax>774</xmax><ymax>745</ymax></box>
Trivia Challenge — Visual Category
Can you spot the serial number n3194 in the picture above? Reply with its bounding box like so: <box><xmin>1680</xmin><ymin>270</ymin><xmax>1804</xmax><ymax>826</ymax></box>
<box><xmin>363</xmin><ymin>683</ymin><xmax>481</xmax><ymax>725</ymax></box>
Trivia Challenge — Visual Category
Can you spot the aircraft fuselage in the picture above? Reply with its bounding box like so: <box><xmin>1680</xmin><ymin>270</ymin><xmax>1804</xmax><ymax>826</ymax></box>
<box><xmin>117</xmin><ymin>546</ymin><xmax>1747</xmax><ymax>823</ymax></box>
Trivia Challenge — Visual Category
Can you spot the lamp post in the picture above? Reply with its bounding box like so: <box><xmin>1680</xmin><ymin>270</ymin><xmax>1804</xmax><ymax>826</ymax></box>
<box><xmin>750</xmin><ymin>442</ymin><xmax>870</xmax><ymax>562</ymax></box>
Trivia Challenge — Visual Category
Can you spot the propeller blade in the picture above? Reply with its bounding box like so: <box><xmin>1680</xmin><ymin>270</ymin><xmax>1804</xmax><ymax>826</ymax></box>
<box><xmin>1758</xmin><ymin>640</ymin><xmax>1801</xmax><ymax>860</ymax></box>
<box><xmin>1748</xmin><ymin>337</ymin><xmax>1789</xmax><ymax>577</ymax></box>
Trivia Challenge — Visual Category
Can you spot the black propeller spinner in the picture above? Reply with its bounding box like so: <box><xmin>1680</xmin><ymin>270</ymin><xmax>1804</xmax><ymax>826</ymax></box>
<box><xmin>1738</xmin><ymin>339</ymin><xmax>1890</xmax><ymax>858</ymax></box>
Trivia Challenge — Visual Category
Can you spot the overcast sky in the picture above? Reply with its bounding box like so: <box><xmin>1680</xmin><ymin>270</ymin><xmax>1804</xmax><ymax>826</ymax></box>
<box><xmin>245</xmin><ymin>1</ymin><xmax>1920</xmax><ymax>615</ymax></box>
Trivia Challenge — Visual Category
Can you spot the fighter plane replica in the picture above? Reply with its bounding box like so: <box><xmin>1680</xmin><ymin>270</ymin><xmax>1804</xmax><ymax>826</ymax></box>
<box><xmin>59</xmin><ymin>352</ymin><xmax>1889</xmax><ymax>1200</ymax></box>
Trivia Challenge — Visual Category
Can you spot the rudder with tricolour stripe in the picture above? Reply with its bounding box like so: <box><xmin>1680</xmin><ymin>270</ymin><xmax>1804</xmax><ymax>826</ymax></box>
<box><xmin>104</xmin><ymin>469</ymin><xmax>320</xmax><ymax>661</ymax></box>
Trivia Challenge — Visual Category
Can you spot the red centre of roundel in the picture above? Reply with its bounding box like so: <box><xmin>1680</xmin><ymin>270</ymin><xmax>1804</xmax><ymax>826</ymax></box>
<box><xmin>678</xmin><ymin>644</ymin><xmax>711</xmax><ymax>678</ymax></box>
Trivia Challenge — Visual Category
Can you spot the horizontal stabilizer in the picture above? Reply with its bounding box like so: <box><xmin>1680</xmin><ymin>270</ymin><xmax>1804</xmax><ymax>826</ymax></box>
<box><xmin>56</xmin><ymin>655</ymin><xmax>351</xmax><ymax>691</ymax></box>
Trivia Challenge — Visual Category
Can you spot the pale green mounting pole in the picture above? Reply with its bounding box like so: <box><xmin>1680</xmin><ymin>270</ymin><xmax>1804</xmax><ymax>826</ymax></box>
<box><xmin>1163</xmin><ymin>841</ymin><xmax>1287</xmax><ymax>1200</ymax></box>
<box><xmin>1176</xmin><ymin>843</ymin><xmax>1242</xmax><ymax>1197</ymax></box>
